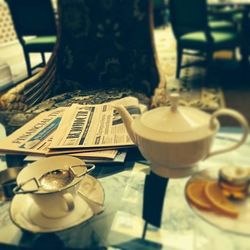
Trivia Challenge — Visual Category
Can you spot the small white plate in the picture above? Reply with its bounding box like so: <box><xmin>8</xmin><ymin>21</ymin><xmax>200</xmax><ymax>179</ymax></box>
<box><xmin>185</xmin><ymin>166</ymin><xmax>250</xmax><ymax>236</ymax></box>
<box><xmin>10</xmin><ymin>175</ymin><xmax>105</xmax><ymax>233</ymax></box>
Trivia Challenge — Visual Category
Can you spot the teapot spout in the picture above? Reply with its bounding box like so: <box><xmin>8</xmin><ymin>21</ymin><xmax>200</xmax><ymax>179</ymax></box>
<box><xmin>114</xmin><ymin>105</ymin><xmax>137</xmax><ymax>145</ymax></box>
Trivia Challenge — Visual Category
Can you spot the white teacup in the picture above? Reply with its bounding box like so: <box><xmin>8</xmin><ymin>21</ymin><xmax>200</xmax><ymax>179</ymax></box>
<box><xmin>13</xmin><ymin>156</ymin><xmax>95</xmax><ymax>219</ymax></box>
<box><xmin>30</xmin><ymin>183</ymin><xmax>78</xmax><ymax>218</ymax></box>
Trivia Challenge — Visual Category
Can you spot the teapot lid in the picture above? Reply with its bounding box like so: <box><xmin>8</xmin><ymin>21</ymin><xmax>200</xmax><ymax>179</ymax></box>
<box><xmin>133</xmin><ymin>93</ymin><xmax>217</xmax><ymax>142</ymax></box>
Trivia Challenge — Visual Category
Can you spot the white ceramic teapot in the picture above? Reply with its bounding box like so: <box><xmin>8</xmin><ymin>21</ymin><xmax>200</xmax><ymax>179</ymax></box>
<box><xmin>115</xmin><ymin>93</ymin><xmax>249</xmax><ymax>178</ymax></box>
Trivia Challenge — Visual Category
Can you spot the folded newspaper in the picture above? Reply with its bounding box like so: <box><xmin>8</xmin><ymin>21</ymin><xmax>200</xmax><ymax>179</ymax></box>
<box><xmin>24</xmin><ymin>150</ymin><xmax>127</xmax><ymax>164</ymax></box>
<box><xmin>0</xmin><ymin>97</ymin><xmax>145</xmax><ymax>157</ymax></box>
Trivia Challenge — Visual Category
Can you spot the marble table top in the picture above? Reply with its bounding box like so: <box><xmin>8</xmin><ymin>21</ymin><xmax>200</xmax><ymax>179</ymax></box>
<box><xmin>0</xmin><ymin>128</ymin><xmax>250</xmax><ymax>249</ymax></box>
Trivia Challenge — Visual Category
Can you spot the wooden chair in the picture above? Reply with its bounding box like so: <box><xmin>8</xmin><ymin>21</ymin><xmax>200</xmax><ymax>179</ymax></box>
<box><xmin>5</xmin><ymin>0</ymin><xmax>57</xmax><ymax>76</ymax></box>
<box><xmin>208</xmin><ymin>5</ymin><xmax>243</xmax><ymax>22</ymax></box>
<box><xmin>0</xmin><ymin>0</ymin><xmax>164</xmax><ymax>115</ymax></box>
<box><xmin>240</xmin><ymin>7</ymin><xmax>250</xmax><ymax>67</ymax></box>
<box><xmin>169</xmin><ymin>0</ymin><xmax>239</xmax><ymax>79</ymax></box>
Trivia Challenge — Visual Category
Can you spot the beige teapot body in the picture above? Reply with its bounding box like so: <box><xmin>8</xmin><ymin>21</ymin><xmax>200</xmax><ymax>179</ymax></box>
<box><xmin>115</xmin><ymin>94</ymin><xmax>249</xmax><ymax>178</ymax></box>
<box><xmin>136</xmin><ymin>132</ymin><xmax>215</xmax><ymax>177</ymax></box>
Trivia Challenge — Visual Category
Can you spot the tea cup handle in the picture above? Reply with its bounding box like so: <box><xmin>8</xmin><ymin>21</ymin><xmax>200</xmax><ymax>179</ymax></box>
<box><xmin>207</xmin><ymin>109</ymin><xmax>249</xmax><ymax>159</ymax></box>
<box><xmin>62</xmin><ymin>193</ymin><xmax>74</xmax><ymax>211</ymax></box>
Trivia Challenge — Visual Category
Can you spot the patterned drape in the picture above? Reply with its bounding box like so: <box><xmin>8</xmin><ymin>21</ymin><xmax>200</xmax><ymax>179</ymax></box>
<box><xmin>53</xmin><ymin>0</ymin><xmax>159</xmax><ymax>97</ymax></box>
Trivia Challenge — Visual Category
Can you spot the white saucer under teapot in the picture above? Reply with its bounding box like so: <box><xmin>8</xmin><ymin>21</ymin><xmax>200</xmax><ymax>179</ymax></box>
<box><xmin>115</xmin><ymin>93</ymin><xmax>249</xmax><ymax>178</ymax></box>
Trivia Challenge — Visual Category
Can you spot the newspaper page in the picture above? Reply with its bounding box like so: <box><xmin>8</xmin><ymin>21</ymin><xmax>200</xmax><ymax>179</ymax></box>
<box><xmin>0</xmin><ymin>107</ymin><xmax>65</xmax><ymax>155</ymax></box>
<box><xmin>24</xmin><ymin>150</ymin><xmax>126</xmax><ymax>164</ymax></box>
<box><xmin>50</xmin><ymin>96</ymin><xmax>141</xmax><ymax>149</ymax></box>
<box><xmin>0</xmin><ymin>107</ymin><xmax>120</xmax><ymax>158</ymax></box>
<box><xmin>24</xmin><ymin>149</ymin><xmax>118</xmax><ymax>161</ymax></box>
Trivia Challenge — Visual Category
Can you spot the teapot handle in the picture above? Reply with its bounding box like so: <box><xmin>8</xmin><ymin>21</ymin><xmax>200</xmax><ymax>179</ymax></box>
<box><xmin>207</xmin><ymin>109</ymin><xmax>249</xmax><ymax>159</ymax></box>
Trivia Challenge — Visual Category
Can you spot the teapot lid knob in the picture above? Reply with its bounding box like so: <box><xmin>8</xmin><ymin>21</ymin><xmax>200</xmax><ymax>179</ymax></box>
<box><xmin>170</xmin><ymin>93</ymin><xmax>179</xmax><ymax>112</ymax></box>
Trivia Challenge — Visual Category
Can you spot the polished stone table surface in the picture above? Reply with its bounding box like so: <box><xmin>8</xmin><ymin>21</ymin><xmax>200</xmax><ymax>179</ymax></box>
<box><xmin>0</xmin><ymin>128</ymin><xmax>250</xmax><ymax>249</ymax></box>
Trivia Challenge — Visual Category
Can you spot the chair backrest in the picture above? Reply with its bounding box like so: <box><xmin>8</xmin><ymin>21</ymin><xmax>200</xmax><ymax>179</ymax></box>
<box><xmin>6</xmin><ymin>0</ymin><xmax>56</xmax><ymax>37</ymax></box>
<box><xmin>154</xmin><ymin>0</ymin><xmax>166</xmax><ymax>9</ymax></box>
<box><xmin>53</xmin><ymin>0</ymin><xmax>160</xmax><ymax>97</ymax></box>
<box><xmin>169</xmin><ymin>0</ymin><xmax>209</xmax><ymax>39</ymax></box>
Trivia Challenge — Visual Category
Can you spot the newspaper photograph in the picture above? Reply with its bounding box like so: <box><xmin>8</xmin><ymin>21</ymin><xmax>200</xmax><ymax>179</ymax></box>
<box><xmin>50</xmin><ymin>97</ymin><xmax>142</xmax><ymax>149</ymax></box>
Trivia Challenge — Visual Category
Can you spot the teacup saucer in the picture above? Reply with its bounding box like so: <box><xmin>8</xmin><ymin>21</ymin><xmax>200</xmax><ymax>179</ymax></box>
<box><xmin>10</xmin><ymin>175</ymin><xmax>105</xmax><ymax>233</ymax></box>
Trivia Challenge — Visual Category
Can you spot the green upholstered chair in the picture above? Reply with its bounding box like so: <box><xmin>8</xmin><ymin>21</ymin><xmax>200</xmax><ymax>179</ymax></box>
<box><xmin>209</xmin><ymin>5</ymin><xmax>243</xmax><ymax>21</ymax></box>
<box><xmin>5</xmin><ymin>0</ymin><xmax>57</xmax><ymax>77</ymax></box>
<box><xmin>241</xmin><ymin>8</ymin><xmax>250</xmax><ymax>66</ymax></box>
<box><xmin>209</xmin><ymin>19</ymin><xmax>235</xmax><ymax>32</ymax></box>
<box><xmin>208</xmin><ymin>5</ymin><xmax>243</xmax><ymax>32</ymax></box>
<box><xmin>0</xmin><ymin>0</ymin><xmax>164</xmax><ymax>123</ymax></box>
<box><xmin>169</xmin><ymin>0</ymin><xmax>239</xmax><ymax>79</ymax></box>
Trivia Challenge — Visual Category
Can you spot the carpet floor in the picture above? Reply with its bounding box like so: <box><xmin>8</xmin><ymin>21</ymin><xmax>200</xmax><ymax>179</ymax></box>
<box><xmin>154</xmin><ymin>26</ymin><xmax>250</xmax><ymax>126</ymax></box>
<box><xmin>154</xmin><ymin>26</ymin><xmax>226</xmax><ymax>112</ymax></box>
